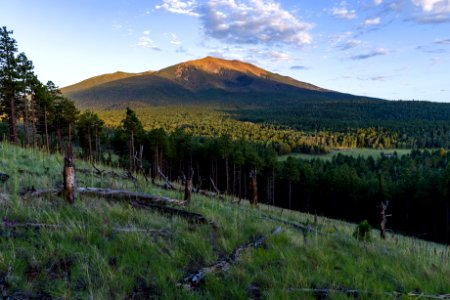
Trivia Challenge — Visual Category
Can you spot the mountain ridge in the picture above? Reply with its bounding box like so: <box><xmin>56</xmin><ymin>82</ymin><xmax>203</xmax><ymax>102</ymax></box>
<box><xmin>62</xmin><ymin>56</ymin><xmax>383</xmax><ymax>109</ymax></box>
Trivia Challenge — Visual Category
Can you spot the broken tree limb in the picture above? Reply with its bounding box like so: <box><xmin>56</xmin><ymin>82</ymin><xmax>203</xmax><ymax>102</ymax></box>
<box><xmin>209</xmin><ymin>177</ymin><xmax>221</xmax><ymax>195</ymax></box>
<box><xmin>179</xmin><ymin>227</ymin><xmax>283</xmax><ymax>289</ymax></box>
<box><xmin>77</xmin><ymin>187</ymin><xmax>186</xmax><ymax>206</ymax></box>
<box><xmin>158</xmin><ymin>167</ymin><xmax>173</xmax><ymax>190</ymax></box>
<box><xmin>130</xmin><ymin>200</ymin><xmax>214</xmax><ymax>227</ymax></box>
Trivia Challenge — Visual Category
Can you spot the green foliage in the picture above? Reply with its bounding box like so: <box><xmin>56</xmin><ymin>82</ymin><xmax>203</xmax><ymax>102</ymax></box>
<box><xmin>353</xmin><ymin>220</ymin><xmax>372</xmax><ymax>241</ymax></box>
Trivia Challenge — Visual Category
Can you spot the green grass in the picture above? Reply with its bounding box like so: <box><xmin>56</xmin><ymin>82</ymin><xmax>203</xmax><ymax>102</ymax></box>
<box><xmin>279</xmin><ymin>148</ymin><xmax>413</xmax><ymax>161</ymax></box>
<box><xmin>1</xmin><ymin>142</ymin><xmax>449</xmax><ymax>299</ymax></box>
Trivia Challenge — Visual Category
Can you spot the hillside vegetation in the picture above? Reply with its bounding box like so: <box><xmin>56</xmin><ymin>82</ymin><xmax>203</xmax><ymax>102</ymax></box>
<box><xmin>1</xmin><ymin>142</ymin><xmax>449</xmax><ymax>299</ymax></box>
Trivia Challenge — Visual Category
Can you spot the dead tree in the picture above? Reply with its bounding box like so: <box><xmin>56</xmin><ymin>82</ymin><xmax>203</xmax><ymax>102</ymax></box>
<box><xmin>378</xmin><ymin>174</ymin><xmax>390</xmax><ymax>239</ymax></box>
<box><xmin>63</xmin><ymin>154</ymin><xmax>76</xmax><ymax>204</ymax></box>
<box><xmin>380</xmin><ymin>200</ymin><xmax>389</xmax><ymax>239</ymax></box>
<box><xmin>248</xmin><ymin>169</ymin><xmax>258</xmax><ymax>206</ymax></box>
<box><xmin>184</xmin><ymin>168</ymin><xmax>194</xmax><ymax>203</ymax></box>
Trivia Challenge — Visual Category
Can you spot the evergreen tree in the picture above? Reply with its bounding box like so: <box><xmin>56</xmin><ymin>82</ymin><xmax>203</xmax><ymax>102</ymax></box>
<box><xmin>0</xmin><ymin>26</ymin><xmax>20</xmax><ymax>143</ymax></box>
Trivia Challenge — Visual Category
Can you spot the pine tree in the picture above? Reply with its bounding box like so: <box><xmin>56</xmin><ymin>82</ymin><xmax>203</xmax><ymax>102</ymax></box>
<box><xmin>0</xmin><ymin>26</ymin><xmax>20</xmax><ymax>143</ymax></box>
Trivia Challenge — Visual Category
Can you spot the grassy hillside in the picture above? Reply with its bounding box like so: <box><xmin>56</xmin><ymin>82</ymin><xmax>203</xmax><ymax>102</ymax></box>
<box><xmin>1</xmin><ymin>142</ymin><xmax>449</xmax><ymax>299</ymax></box>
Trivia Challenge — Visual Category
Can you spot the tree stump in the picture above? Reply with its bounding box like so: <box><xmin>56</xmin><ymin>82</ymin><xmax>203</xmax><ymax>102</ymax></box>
<box><xmin>63</xmin><ymin>156</ymin><xmax>76</xmax><ymax>204</ymax></box>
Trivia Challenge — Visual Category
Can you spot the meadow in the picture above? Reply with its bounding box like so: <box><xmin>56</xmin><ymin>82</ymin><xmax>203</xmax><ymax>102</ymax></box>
<box><xmin>1</xmin><ymin>142</ymin><xmax>449</xmax><ymax>299</ymax></box>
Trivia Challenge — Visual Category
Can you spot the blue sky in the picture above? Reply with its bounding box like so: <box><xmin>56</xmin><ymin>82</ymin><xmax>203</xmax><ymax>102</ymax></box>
<box><xmin>1</xmin><ymin>0</ymin><xmax>450</xmax><ymax>101</ymax></box>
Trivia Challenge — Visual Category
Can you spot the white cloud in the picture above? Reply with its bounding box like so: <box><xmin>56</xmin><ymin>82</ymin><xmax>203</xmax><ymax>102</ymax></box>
<box><xmin>155</xmin><ymin>0</ymin><xmax>199</xmax><ymax>17</ymax></box>
<box><xmin>137</xmin><ymin>31</ymin><xmax>161</xmax><ymax>50</ymax></box>
<box><xmin>374</xmin><ymin>0</ymin><xmax>383</xmax><ymax>5</ymax></box>
<box><xmin>364</xmin><ymin>17</ymin><xmax>381</xmax><ymax>25</ymax></box>
<box><xmin>331</xmin><ymin>5</ymin><xmax>357</xmax><ymax>19</ymax></box>
<box><xmin>411</xmin><ymin>0</ymin><xmax>450</xmax><ymax>23</ymax></box>
<box><xmin>201</xmin><ymin>0</ymin><xmax>313</xmax><ymax>47</ymax></box>
<box><xmin>412</xmin><ymin>0</ymin><xmax>450</xmax><ymax>12</ymax></box>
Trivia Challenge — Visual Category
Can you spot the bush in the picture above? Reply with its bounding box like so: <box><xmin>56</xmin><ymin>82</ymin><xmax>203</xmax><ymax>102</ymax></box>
<box><xmin>353</xmin><ymin>220</ymin><xmax>372</xmax><ymax>241</ymax></box>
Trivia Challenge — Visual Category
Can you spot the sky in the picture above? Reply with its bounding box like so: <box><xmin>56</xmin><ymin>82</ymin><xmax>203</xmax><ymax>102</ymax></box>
<box><xmin>1</xmin><ymin>0</ymin><xmax>450</xmax><ymax>102</ymax></box>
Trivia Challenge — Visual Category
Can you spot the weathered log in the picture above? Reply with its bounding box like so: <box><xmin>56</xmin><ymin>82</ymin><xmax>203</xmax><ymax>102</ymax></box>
<box><xmin>21</xmin><ymin>188</ymin><xmax>60</xmax><ymax>199</ymax></box>
<box><xmin>289</xmin><ymin>288</ymin><xmax>450</xmax><ymax>299</ymax></box>
<box><xmin>0</xmin><ymin>173</ymin><xmax>10</xmax><ymax>183</ymax></box>
<box><xmin>130</xmin><ymin>200</ymin><xmax>212</xmax><ymax>226</ymax></box>
<box><xmin>77</xmin><ymin>187</ymin><xmax>186</xmax><ymax>206</ymax></box>
<box><xmin>63</xmin><ymin>156</ymin><xmax>76</xmax><ymax>204</ymax></box>
<box><xmin>179</xmin><ymin>227</ymin><xmax>282</xmax><ymax>289</ymax></box>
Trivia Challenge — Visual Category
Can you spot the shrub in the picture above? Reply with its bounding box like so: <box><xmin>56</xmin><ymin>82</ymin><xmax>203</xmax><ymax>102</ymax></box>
<box><xmin>353</xmin><ymin>220</ymin><xmax>372</xmax><ymax>241</ymax></box>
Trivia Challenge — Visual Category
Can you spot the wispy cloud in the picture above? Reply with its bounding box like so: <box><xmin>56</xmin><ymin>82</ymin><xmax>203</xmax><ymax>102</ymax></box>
<box><xmin>350</xmin><ymin>48</ymin><xmax>388</xmax><ymax>60</ymax></box>
<box><xmin>363</xmin><ymin>17</ymin><xmax>381</xmax><ymax>25</ymax></box>
<box><xmin>434</xmin><ymin>38</ymin><xmax>450</xmax><ymax>44</ymax></box>
<box><xmin>374</xmin><ymin>0</ymin><xmax>383</xmax><ymax>5</ymax></box>
<box><xmin>331</xmin><ymin>5</ymin><xmax>357</xmax><ymax>20</ymax></box>
<box><xmin>290</xmin><ymin>65</ymin><xmax>309</xmax><ymax>70</ymax></box>
<box><xmin>170</xmin><ymin>33</ymin><xmax>182</xmax><ymax>45</ymax></box>
<box><xmin>200</xmin><ymin>0</ymin><xmax>313</xmax><ymax>47</ymax></box>
<box><xmin>339</xmin><ymin>39</ymin><xmax>362</xmax><ymax>50</ymax></box>
<box><xmin>155</xmin><ymin>0</ymin><xmax>199</xmax><ymax>17</ymax></box>
<box><xmin>137</xmin><ymin>31</ymin><xmax>161</xmax><ymax>51</ymax></box>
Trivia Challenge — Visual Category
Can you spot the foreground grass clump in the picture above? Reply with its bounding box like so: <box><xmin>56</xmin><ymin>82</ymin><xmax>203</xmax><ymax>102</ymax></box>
<box><xmin>0</xmin><ymin>142</ymin><xmax>449</xmax><ymax>299</ymax></box>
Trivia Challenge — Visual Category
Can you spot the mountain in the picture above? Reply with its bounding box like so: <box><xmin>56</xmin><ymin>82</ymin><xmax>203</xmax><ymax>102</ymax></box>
<box><xmin>62</xmin><ymin>56</ymin><xmax>382</xmax><ymax>109</ymax></box>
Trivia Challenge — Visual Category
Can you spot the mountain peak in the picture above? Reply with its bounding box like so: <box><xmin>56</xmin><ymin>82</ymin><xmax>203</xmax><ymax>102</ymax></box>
<box><xmin>180</xmin><ymin>56</ymin><xmax>268</xmax><ymax>77</ymax></box>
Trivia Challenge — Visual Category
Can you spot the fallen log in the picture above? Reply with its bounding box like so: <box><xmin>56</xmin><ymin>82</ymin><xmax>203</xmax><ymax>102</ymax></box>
<box><xmin>131</xmin><ymin>200</ymin><xmax>214</xmax><ymax>227</ymax></box>
<box><xmin>77</xmin><ymin>187</ymin><xmax>186</xmax><ymax>206</ymax></box>
<box><xmin>21</xmin><ymin>188</ymin><xmax>60</xmax><ymax>199</ymax></box>
<box><xmin>179</xmin><ymin>227</ymin><xmax>283</xmax><ymax>289</ymax></box>
<box><xmin>288</xmin><ymin>288</ymin><xmax>450</xmax><ymax>299</ymax></box>
<box><xmin>3</xmin><ymin>222</ymin><xmax>169</xmax><ymax>237</ymax></box>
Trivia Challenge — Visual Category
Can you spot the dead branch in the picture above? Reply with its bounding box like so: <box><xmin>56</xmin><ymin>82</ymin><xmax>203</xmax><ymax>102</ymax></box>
<box><xmin>77</xmin><ymin>187</ymin><xmax>186</xmax><ymax>206</ymax></box>
<box><xmin>158</xmin><ymin>167</ymin><xmax>173</xmax><ymax>190</ymax></box>
<box><xmin>209</xmin><ymin>177</ymin><xmax>221</xmax><ymax>195</ymax></box>
<box><xmin>179</xmin><ymin>227</ymin><xmax>283</xmax><ymax>289</ymax></box>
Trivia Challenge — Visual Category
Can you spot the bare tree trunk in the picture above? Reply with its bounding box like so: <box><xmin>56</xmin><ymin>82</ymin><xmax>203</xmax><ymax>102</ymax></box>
<box><xmin>288</xmin><ymin>180</ymin><xmax>292</xmax><ymax>210</ymax></box>
<box><xmin>249</xmin><ymin>169</ymin><xmax>257</xmax><ymax>206</ymax></box>
<box><xmin>184</xmin><ymin>168</ymin><xmax>193</xmax><ymax>203</ymax></box>
<box><xmin>63</xmin><ymin>154</ymin><xmax>76</xmax><ymax>204</ymax></box>
<box><xmin>88</xmin><ymin>127</ymin><xmax>92</xmax><ymax>161</ymax></box>
<box><xmin>44</xmin><ymin>106</ymin><xmax>49</xmax><ymax>152</ymax></box>
<box><xmin>9</xmin><ymin>97</ymin><xmax>18</xmax><ymax>144</ymax></box>
<box><xmin>380</xmin><ymin>201</ymin><xmax>388</xmax><ymax>239</ymax></box>
<box><xmin>225</xmin><ymin>157</ymin><xmax>229</xmax><ymax>194</ymax></box>
<box><xmin>23</xmin><ymin>99</ymin><xmax>29</xmax><ymax>146</ymax></box>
